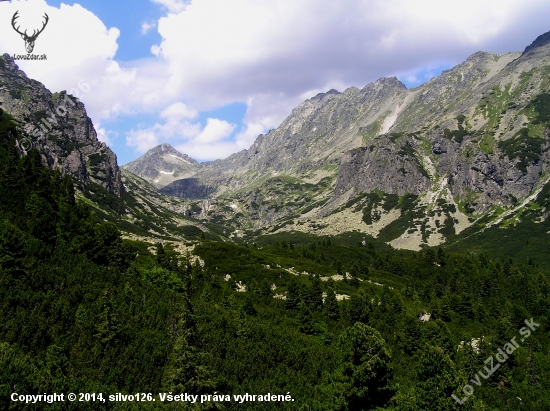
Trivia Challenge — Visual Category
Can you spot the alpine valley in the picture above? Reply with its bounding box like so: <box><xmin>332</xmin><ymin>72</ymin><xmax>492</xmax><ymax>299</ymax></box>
<box><xmin>1</xmin><ymin>29</ymin><xmax>550</xmax><ymax>411</ymax></box>
<box><xmin>122</xmin><ymin>31</ymin><xmax>550</xmax><ymax>262</ymax></box>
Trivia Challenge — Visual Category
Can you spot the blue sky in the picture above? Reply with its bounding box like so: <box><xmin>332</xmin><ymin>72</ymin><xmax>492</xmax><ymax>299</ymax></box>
<box><xmin>2</xmin><ymin>0</ymin><xmax>550</xmax><ymax>165</ymax></box>
<box><xmin>47</xmin><ymin>0</ymin><xmax>164</xmax><ymax>62</ymax></box>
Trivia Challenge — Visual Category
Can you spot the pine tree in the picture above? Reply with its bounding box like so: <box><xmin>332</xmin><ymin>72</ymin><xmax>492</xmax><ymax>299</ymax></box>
<box><xmin>348</xmin><ymin>294</ymin><xmax>367</xmax><ymax>324</ymax></box>
<box><xmin>308</xmin><ymin>275</ymin><xmax>324</xmax><ymax>310</ymax></box>
<box><xmin>286</xmin><ymin>278</ymin><xmax>300</xmax><ymax>309</ymax></box>
<box><xmin>336</xmin><ymin>323</ymin><xmax>394</xmax><ymax>409</ymax></box>
<box><xmin>162</xmin><ymin>292</ymin><xmax>215</xmax><ymax>395</ymax></box>
<box><xmin>401</xmin><ymin>316</ymin><xmax>422</xmax><ymax>354</ymax></box>
<box><xmin>260</xmin><ymin>280</ymin><xmax>272</xmax><ymax>302</ymax></box>
<box><xmin>394</xmin><ymin>345</ymin><xmax>483</xmax><ymax>410</ymax></box>
<box><xmin>242</xmin><ymin>295</ymin><xmax>257</xmax><ymax>316</ymax></box>
<box><xmin>298</xmin><ymin>302</ymin><xmax>315</xmax><ymax>334</ymax></box>
<box><xmin>324</xmin><ymin>287</ymin><xmax>340</xmax><ymax>321</ymax></box>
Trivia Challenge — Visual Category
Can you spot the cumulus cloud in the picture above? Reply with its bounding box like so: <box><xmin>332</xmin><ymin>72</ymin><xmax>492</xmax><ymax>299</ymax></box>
<box><xmin>194</xmin><ymin>118</ymin><xmax>235</xmax><ymax>144</ymax></box>
<box><xmin>151</xmin><ymin>0</ymin><xmax>189</xmax><ymax>14</ymax></box>
<box><xmin>174</xmin><ymin>141</ymin><xmax>239</xmax><ymax>161</ymax></box>
<box><xmin>160</xmin><ymin>102</ymin><xmax>198</xmax><ymax>121</ymax></box>
<box><xmin>126</xmin><ymin>129</ymin><xmax>160</xmax><ymax>153</ymax></box>
<box><xmin>126</xmin><ymin>102</ymin><xmax>201</xmax><ymax>151</ymax></box>
<box><xmin>154</xmin><ymin>0</ymin><xmax>550</xmax><ymax>103</ymax></box>
<box><xmin>0</xmin><ymin>0</ymin><xmax>145</xmax><ymax>122</ymax></box>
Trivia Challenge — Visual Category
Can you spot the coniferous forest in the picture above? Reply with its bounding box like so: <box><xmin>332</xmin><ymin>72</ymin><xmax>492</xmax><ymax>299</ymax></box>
<box><xmin>1</xmin><ymin>109</ymin><xmax>550</xmax><ymax>410</ymax></box>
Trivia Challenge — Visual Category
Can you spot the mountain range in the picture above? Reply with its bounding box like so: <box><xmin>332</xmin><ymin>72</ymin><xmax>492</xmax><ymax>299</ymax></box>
<box><xmin>120</xmin><ymin>30</ymin><xmax>550</xmax><ymax>253</ymax></box>
<box><xmin>2</xmin><ymin>31</ymin><xmax>550</xmax><ymax>254</ymax></box>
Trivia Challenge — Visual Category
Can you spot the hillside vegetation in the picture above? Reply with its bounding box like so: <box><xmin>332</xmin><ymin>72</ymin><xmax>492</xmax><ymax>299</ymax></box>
<box><xmin>1</xmin><ymin>109</ymin><xmax>549</xmax><ymax>410</ymax></box>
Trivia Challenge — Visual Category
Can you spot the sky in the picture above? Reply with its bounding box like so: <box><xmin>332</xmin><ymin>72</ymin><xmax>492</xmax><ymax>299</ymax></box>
<box><xmin>1</xmin><ymin>0</ymin><xmax>550</xmax><ymax>165</ymax></box>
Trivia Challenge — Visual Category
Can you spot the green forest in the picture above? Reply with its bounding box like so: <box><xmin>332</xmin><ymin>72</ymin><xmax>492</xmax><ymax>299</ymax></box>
<box><xmin>1</xmin><ymin>108</ymin><xmax>549</xmax><ymax>410</ymax></box>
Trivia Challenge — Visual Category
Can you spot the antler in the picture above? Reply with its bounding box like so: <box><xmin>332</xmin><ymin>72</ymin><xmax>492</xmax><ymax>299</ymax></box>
<box><xmin>30</xmin><ymin>13</ymin><xmax>50</xmax><ymax>39</ymax></box>
<box><xmin>11</xmin><ymin>11</ymin><xmax>49</xmax><ymax>40</ymax></box>
<box><xmin>11</xmin><ymin>11</ymin><xmax>27</xmax><ymax>37</ymax></box>
<box><xmin>29</xmin><ymin>13</ymin><xmax>49</xmax><ymax>39</ymax></box>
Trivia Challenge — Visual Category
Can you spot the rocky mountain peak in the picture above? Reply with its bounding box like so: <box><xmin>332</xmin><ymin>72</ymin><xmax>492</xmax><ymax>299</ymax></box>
<box><xmin>311</xmin><ymin>88</ymin><xmax>342</xmax><ymax>102</ymax></box>
<box><xmin>371</xmin><ymin>76</ymin><xmax>407</xmax><ymax>90</ymax></box>
<box><xmin>147</xmin><ymin>143</ymin><xmax>199</xmax><ymax>164</ymax></box>
<box><xmin>359</xmin><ymin>77</ymin><xmax>407</xmax><ymax>102</ymax></box>
<box><xmin>523</xmin><ymin>29</ymin><xmax>550</xmax><ymax>56</ymax></box>
<box><xmin>1</xmin><ymin>53</ymin><xmax>22</xmax><ymax>74</ymax></box>
<box><xmin>122</xmin><ymin>144</ymin><xmax>200</xmax><ymax>188</ymax></box>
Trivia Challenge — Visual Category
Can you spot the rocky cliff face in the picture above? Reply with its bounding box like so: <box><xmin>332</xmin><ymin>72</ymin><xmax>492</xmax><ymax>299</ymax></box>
<box><xmin>122</xmin><ymin>143</ymin><xmax>199</xmax><ymax>188</ymax></box>
<box><xmin>333</xmin><ymin>35</ymin><xmax>550</xmax><ymax>214</ymax></box>
<box><xmin>334</xmin><ymin>135</ymin><xmax>432</xmax><ymax>198</ymax></box>
<box><xmin>0</xmin><ymin>54</ymin><xmax>123</xmax><ymax>196</ymax></box>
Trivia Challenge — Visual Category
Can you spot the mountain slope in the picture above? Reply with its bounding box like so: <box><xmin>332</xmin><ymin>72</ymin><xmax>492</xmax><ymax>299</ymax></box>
<box><xmin>0</xmin><ymin>54</ymin><xmax>123</xmax><ymax>196</ymax></box>
<box><xmin>198</xmin><ymin>78</ymin><xmax>409</xmax><ymax>189</ymax></box>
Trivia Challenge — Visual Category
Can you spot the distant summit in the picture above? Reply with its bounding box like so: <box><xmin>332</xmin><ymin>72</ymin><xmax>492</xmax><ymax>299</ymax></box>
<box><xmin>122</xmin><ymin>144</ymin><xmax>199</xmax><ymax>188</ymax></box>
<box><xmin>523</xmin><ymin>29</ymin><xmax>550</xmax><ymax>55</ymax></box>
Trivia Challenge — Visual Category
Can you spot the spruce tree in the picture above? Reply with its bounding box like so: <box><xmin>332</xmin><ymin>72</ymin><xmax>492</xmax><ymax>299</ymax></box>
<box><xmin>336</xmin><ymin>323</ymin><xmax>394</xmax><ymax>409</ymax></box>
<box><xmin>242</xmin><ymin>295</ymin><xmax>257</xmax><ymax>316</ymax></box>
<box><xmin>324</xmin><ymin>287</ymin><xmax>340</xmax><ymax>321</ymax></box>
<box><xmin>308</xmin><ymin>275</ymin><xmax>324</xmax><ymax>310</ymax></box>
<box><xmin>298</xmin><ymin>302</ymin><xmax>315</xmax><ymax>334</ymax></box>
<box><xmin>286</xmin><ymin>278</ymin><xmax>300</xmax><ymax>309</ymax></box>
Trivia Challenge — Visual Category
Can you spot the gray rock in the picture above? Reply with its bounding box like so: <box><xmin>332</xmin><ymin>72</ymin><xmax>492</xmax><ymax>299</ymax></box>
<box><xmin>0</xmin><ymin>53</ymin><xmax>123</xmax><ymax>195</ymax></box>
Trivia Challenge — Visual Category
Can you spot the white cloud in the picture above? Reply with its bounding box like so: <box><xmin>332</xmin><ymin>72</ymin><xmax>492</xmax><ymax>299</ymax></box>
<box><xmin>154</xmin><ymin>0</ymin><xmax>549</xmax><ymax>103</ymax></box>
<box><xmin>125</xmin><ymin>113</ymin><xmax>201</xmax><ymax>153</ymax></box>
<box><xmin>125</xmin><ymin>103</ymin><xmax>238</xmax><ymax>160</ymax></box>
<box><xmin>141</xmin><ymin>21</ymin><xmax>156</xmax><ymax>35</ymax></box>
<box><xmin>160</xmin><ymin>102</ymin><xmax>198</xmax><ymax>121</ymax></box>
<box><xmin>151</xmin><ymin>0</ymin><xmax>189</xmax><ymax>14</ymax></box>
<box><xmin>174</xmin><ymin>141</ymin><xmax>238</xmax><ymax>161</ymax></box>
<box><xmin>126</xmin><ymin>129</ymin><xmax>159</xmax><ymax>153</ymax></box>
<box><xmin>194</xmin><ymin>118</ymin><xmax>235</xmax><ymax>144</ymax></box>
<box><xmin>405</xmin><ymin>75</ymin><xmax>419</xmax><ymax>84</ymax></box>
<box><xmin>95</xmin><ymin>123</ymin><xmax>113</xmax><ymax>147</ymax></box>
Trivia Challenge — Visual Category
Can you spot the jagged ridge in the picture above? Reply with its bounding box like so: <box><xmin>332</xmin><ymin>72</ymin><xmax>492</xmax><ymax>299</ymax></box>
<box><xmin>0</xmin><ymin>54</ymin><xmax>123</xmax><ymax>196</ymax></box>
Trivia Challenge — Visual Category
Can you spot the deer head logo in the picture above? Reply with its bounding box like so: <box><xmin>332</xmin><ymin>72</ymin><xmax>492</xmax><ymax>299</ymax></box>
<box><xmin>11</xmin><ymin>11</ymin><xmax>49</xmax><ymax>54</ymax></box>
